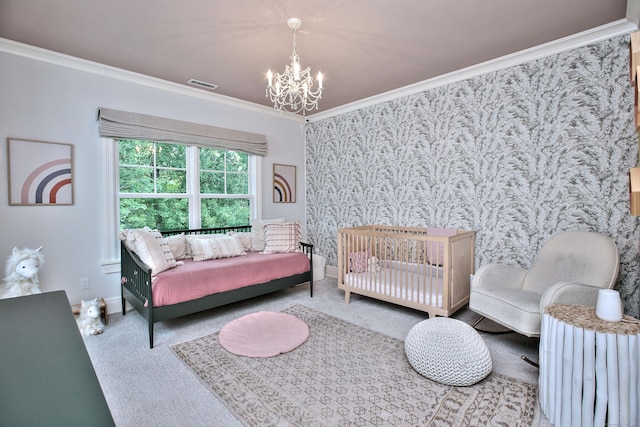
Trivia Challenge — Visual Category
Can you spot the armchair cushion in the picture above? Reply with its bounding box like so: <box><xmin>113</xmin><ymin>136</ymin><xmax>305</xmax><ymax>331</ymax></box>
<box><xmin>523</xmin><ymin>231</ymin><xmax>619</xmax><ymax>294</ymax></box>
<box><xmin>471</xmin><ymin>263</ymin><xmax>528</xmax><ymax>291</ymax></box>
<box><xmin>539</xmin><ymin>282</ymin><xmax>603</xmax><ymax>312</ymax></box>
<box><xmin>470</xmin><ymin>286</ymin><xmax>542</xmax><ymax>336</ymax></box>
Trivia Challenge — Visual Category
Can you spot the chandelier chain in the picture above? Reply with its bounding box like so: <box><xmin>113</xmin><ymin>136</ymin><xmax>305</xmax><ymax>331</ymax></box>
<box><xmin>292</xmin><ymin>27</ymin><xmax>297</xmax><ymax>55</ymax></box>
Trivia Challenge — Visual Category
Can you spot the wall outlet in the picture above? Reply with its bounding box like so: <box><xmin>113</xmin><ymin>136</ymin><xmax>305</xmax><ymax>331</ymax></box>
<box><xmin>80</xmin><ymin>277</ymin><xmax>90</xmax><ymax>290</ymax></box>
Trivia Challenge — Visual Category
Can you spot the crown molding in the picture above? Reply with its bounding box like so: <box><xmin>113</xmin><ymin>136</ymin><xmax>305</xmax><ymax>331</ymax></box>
<box><xmin>307</xmin><ymin>19</ymin><xmax>638</xmax><ymax>122</ymax></box>
<box><xmin>0</xmin><ymin>37</ymin><xmax>305</xmax><ymax>124</ymax></box>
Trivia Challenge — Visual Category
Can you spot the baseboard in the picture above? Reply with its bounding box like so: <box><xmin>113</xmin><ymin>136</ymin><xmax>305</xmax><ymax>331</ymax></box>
<box><xmin>326</xmin><ymin>265</ymin><xmax>338</xmax><ymax>279</ymax></box>
<box><xmin>103</xmin><ymin>296</ymin><xmax>131</xmax><ymax>317</ymax></box>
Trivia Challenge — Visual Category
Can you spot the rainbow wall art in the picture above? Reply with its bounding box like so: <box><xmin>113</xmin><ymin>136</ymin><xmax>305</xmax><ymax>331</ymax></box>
<box><xmin>273</xmin><ymin>163</ymin><xmax>296</xmax><ymax>203</ymax></box>
<box><xmin>7</xmin><ymin>139</ymin><xmax>74</xmax><ymax>206</ymax></box>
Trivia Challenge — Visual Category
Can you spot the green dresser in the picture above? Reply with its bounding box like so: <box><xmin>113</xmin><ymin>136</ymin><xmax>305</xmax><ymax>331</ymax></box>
<box><xmin>0</xmin><ymin>291</ymin><xmax>114</xmax><ymax>426</ymax></box>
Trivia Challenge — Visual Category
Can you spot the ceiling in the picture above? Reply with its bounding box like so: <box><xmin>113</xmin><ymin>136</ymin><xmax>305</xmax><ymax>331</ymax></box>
<box><xmin>0</xmin><ymin>1</ymin><xmax>633</xmax><ymax>116</ymax></box>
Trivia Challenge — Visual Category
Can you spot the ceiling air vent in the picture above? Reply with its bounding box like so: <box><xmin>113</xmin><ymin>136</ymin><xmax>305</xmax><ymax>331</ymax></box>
<box><xmin>187</xmin><ymin>79</ymin><xmax>218</xmax><ymax>91</ymax></box>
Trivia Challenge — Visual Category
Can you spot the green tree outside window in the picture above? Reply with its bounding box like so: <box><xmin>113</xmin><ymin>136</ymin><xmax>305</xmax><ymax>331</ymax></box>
<box><xmin>118</xmin><ymin>140</ymin><xmax>251</xmax><ymax>230</ymax></box>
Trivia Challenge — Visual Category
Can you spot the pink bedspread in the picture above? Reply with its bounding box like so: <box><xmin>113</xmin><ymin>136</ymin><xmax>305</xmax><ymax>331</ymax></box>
<box><xmin>151</xmin><ymin>251</ymin><xmax>310</xmax><ymax>307</ymax></box>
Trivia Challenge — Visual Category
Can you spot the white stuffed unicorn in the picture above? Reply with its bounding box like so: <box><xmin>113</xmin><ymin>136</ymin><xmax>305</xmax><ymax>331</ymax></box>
<box><xmin>76</xmin><ymin>298</ymin><xmax>105</xmax><ymax>337</ymax></box>
<box><xmin>1</xmin><ymin>246</ymin><xmax>44</xmax><ymax>299</ymax></box>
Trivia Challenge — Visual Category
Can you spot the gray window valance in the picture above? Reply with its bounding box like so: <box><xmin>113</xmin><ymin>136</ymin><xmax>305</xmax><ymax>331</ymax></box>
<box><xmin>97</xmin><ymin>107</ymin><xmax>267</xmax><ymax>156</ymax></box>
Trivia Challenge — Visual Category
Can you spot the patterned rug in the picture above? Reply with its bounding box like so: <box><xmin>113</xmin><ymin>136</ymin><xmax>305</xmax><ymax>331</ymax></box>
<box><xmin>172</xmin><ymin>305</ymin><xmax>537</xmax><ymax>426</ymax></box>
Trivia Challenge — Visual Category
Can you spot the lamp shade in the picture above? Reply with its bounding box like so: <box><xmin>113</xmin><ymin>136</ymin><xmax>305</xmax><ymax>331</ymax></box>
<box><xmin>595</xmin><ymin>289</ymin><xmax>623</xmax><ymax>322</ymax></box>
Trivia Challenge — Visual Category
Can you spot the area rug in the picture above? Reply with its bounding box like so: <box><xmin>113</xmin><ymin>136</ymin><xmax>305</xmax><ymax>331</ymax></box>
<box><xmin>172</xmin><ymin>305</ymin><xmax>537</xmax><ymax>426</ymax></box>
<box><xmin>219</xmin><ymin>311</ymin><xmax>309</xmax><ymax>357</ymax></box>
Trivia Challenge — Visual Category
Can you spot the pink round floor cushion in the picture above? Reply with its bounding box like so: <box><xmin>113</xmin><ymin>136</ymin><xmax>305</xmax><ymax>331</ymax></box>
<box><xmin>219</xmin><ymin>311</ymin><xmax>309</xmax><ymax>357</ymax></box>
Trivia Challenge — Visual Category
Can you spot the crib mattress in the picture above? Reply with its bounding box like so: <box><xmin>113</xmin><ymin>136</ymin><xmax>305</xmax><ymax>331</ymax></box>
<box><xmin>343</xmin><ymin>263</ymin><xmax>444</xmax><ymax>308</ymax></box>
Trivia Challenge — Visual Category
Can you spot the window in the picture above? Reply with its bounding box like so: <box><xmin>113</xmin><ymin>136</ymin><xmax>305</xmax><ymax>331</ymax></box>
<box><xmin>101</xmin><ymin>138</ymin><xmax>261</xmax><ymax>271</ymax></box>
<box><xmin>118</xmin><ymin>139</ymin><xmax>254</xmax><ymax>230</ymax></box>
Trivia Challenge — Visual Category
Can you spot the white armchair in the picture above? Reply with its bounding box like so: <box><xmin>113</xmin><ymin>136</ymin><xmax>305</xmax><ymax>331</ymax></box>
<box><xmin>469</xmin><ymin>231</ymin><xmax>619</xmax><ymax>337</ymax></box>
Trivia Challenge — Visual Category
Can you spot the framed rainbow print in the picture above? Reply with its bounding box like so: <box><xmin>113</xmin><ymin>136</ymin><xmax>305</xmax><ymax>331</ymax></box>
<box><xmin>273</xmin><ymin>163</ymin><xmax>296</xmax><ymax>203</ymax></box>
<box><xmin>7</xmin><ymin>138</ymin><xmax>75</xmax><ymax>206</ymax></box>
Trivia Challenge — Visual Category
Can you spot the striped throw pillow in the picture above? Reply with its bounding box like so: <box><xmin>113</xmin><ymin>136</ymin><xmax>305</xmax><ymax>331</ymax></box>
<box><xmin>261</xmin><ymin>222</ymin><xmax>301</xmax><ymax>253</ymax></box>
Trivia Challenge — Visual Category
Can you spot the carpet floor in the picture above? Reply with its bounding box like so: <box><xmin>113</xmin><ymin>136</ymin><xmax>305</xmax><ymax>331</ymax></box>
<box><xmin>172</xmin><ymin>304</ymin><xmax>537</xmax><ymax>426</ymax></box>
<box><xmin>83</xmin><ymin>277</ymin><xmax>550</xmax><ymax>426</ymax></box>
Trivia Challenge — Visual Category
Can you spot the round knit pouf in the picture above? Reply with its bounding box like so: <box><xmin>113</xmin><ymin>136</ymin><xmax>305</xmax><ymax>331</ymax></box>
<box><xmin>404</xmin><ymin>317</ymin><xmax>492</xmax><ymax>386</ymax></box>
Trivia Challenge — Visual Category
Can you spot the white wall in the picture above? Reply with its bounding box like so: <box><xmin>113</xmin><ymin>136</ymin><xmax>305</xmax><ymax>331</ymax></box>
<box><xmin>0</xmin><ymin>44</ymin><xmax>306</xmax><ymax>309</ymax></box>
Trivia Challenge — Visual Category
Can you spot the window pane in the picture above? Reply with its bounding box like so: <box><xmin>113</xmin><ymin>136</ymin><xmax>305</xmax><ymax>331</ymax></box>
<box><xmin>226</xmin><ymin>173</ymin><xmax>248</xmax><ymax>194</ymax></box>
<box><xmin>200</xmin><ymin>198</ymin><xmax>250</xmax><ymax>228</ymax></box>
<box><xmin>119</xmin><ymin>140</ymin><xmax>153</xmax><ymax>166</ymax></box>
<box><xmin>156</xmin><ymin>169</ymin><xmax>186</xmax><ymax>193</ymax></box>
<box><xmin>226</xmin><ymin>151</ymin><xmax>248</xmax><ymax>173</ymax></box>
<box><xmin>200</xmin><ymin>148</ymin><xmax>224</xmax><ymax>171</ymax></box>
<box><xmin>156</xmin><ymin>142</ymin><xmax>186</xmax><ymax>168</ymax></box>
<box><xmin>117</xmin><ymin>141</ymin><xmax>254</xmax><ymax>239</ymax></box>
<box><xmin>119</xmin><ymin>167</ymin><xmax>154</xmax><ymax>193</ymax></box>
<box><xmin>200</xmin><ymin>171</ymin><xmax>224</xmax><ymax>193</ymax></box>
<box><xmin>120</xmin><ymin>198</ymin><xmax>188</xmax><ymax>230</ymax></box>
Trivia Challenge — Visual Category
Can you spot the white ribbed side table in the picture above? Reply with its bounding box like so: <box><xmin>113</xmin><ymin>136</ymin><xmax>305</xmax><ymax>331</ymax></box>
<box><xmin>539</xmin><ymin>304</ymin><xmax>640</xmax><ymax>427</ymax></box>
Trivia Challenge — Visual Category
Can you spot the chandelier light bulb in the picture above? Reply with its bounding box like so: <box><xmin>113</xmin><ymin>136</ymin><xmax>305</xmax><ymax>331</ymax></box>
<box><xmin>265</xmin><ymin>18</ymin><xmax>323</xmax><ymax>115</ymax></box>
<box><xmin>288</xmin><ymin>83</ymin><xmax>298</xmax><ymax>97</ymax></box>
<box><xmin>293</xmin><ymin>60</ymin><xmax>301</xmax><ymax>81</ymax></box>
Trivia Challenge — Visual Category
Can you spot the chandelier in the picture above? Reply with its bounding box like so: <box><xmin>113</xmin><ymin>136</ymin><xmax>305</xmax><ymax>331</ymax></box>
<box><xmin>266</xmin><ymin>18</ymin><xmax>323</xmax><ymax>115</ymax></box>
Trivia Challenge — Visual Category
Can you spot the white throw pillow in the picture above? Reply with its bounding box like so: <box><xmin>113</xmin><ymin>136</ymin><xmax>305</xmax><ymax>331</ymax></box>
<box><xmin>262</xmin><ymin>221</ymin><xmax>301</xmax><ymax>254</ymax></box>
<box><xmin>118</xmin><ymin>229</ymin><xmax>137</xmax><ymax>252</ymax></box>
<box><xmin>130</xmin><ymin>227</ymin><xmax>178</xmax><ymax>276</ymax></box>
<box><xmin>183</xmin><ymin>233</ymin><xmax>226</xmax><ymax>258</ymax></box>
<box><xmin>188</xmin><ymin>235</ymin><xmax>246</xmax><ymax>262</ymax></box>
<box><xmin>251</xmin><ymin>218</ymin><xmax>286</xmax><ymax>251</ymax></box>
<box><xmin>227</xmin><ymin>231</ymin><xmax>254</xmax><ymax>252</ymax></box>
<box><xmin>164</xmin><ymin>233</ymin><xmax>187</xmax><ymax>260</ymax></box>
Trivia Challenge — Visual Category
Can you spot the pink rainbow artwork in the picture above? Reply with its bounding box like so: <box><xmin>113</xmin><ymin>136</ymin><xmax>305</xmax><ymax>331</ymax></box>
<box><xmin>20</xmin><ymin>158</ymin><xmax>73</xmax><ymax>204</ymax></box>
<box><xmin>8</xmin><ymin>139</ymin><xmax>74</xmax><ymax>206</ymax></box>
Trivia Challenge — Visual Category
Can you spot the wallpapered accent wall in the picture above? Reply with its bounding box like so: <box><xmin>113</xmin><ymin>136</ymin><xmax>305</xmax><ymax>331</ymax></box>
<box><xmin>305</xmin><ymin>34</ymin><xmax>640</xmax><ymax>316</ymax></box>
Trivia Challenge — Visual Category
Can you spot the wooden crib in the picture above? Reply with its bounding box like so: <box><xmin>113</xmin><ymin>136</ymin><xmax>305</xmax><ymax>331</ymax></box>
<box><xmin>338</xmin><ymin>225</ymin><xmax>475</xmax><ymax>318</ymax></box>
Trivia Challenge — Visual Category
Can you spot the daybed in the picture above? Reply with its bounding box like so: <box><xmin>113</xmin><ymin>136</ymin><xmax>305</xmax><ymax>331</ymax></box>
<box><xmin>120</xmin><ymin>224</ymin><xmax>313</xmax><ymax>348</ymax></box>
<box><xmin>338</xmin><ymin>225</ymin><xmax>474</xmax><ymax>318</ymax></box>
